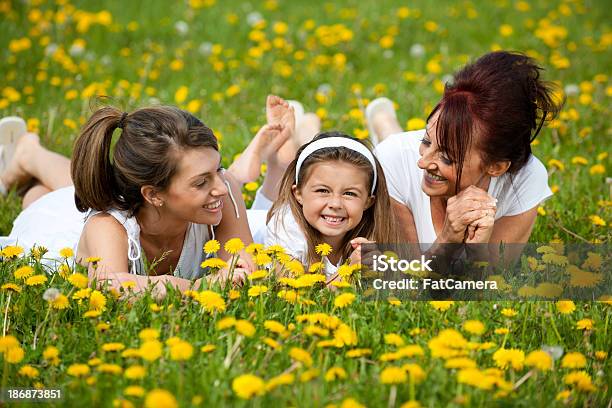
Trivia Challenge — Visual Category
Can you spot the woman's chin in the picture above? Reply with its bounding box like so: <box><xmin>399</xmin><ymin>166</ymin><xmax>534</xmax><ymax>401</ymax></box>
<box><xmin>421</xmin><ymin>178</ymin><xmax>450</xmax><ymax>197</ymax></box>
<box><xmin>193</xmin><ymin>212</ymin><xmax>223</xmax><ymax>226</ymax></box>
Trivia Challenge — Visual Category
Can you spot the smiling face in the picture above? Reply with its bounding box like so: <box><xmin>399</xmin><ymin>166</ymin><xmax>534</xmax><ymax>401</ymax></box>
<box><xmin>159</xmin><ymin>147</ymin><xmax>228</xmax><ymax>225</ymax></box>
<box><xmin>292</xmin><ymin>161</ymin><xmax>374</xmax><ymax>248</ymax></box>
<box><xmin>417</xmin><ymin>111</ymin><xmax>489</xmax><ymax>197</ymax></box>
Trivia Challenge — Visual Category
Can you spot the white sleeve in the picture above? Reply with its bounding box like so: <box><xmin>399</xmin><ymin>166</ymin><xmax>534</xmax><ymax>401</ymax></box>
<box><xmin>374</xmin><ymin>134</ymin><xmax>411</xmax><ymax>208</ymax></box>
<box><xmin>264</xmin><ymin>207</ymin><xmax>308</xmax><ymax>263</ymax></box>
<box><xmin>503</xmin><ymin>155</ymin><xmax>553</xmax><ymax>217</ymax></box>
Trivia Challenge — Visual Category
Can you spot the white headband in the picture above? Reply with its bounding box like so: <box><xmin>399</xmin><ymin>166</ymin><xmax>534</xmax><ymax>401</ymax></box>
<box><xmin>295</xmin><ymin>137</ymin><xmax>378</xmax><ymax>195</ymax></box>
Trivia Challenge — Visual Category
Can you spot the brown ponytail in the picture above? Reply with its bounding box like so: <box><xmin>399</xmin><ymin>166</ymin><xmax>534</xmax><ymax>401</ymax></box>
<box><xmin>71</xmin><ymin>105</ymin><xmax>218</xmax><ymax>214</ymax></box>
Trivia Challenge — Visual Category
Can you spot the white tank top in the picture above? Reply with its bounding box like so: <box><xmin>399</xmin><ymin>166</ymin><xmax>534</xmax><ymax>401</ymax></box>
<box><xmin>84</xmin><ymin>209</ymin><xmax>212</xmax><ymax>279</ymax></box>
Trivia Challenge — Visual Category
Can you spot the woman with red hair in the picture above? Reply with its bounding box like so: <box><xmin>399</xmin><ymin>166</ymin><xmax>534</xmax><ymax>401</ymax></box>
<box><xmin>371</xmin><ymin>51</ymin><xmax>562</xmax><ymax>257</ymax></box>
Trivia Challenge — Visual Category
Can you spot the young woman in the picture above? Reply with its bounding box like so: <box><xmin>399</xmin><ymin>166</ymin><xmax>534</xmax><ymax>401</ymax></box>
<box><xmin>0</xmin><ymin>99</ymin><xmax>295</xmax><ymax>296</ymax></box>
<box><xmin>370</xmin><ymin>51</ymin><xmax>562</xmax><ymax>259</ymax></box>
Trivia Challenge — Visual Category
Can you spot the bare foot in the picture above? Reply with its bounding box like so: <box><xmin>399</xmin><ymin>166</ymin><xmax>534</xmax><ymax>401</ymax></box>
<box><xmin>228</xmin><ymin>124</ymin><xmax>287</xmax><ymax>184</ymax></box>
<box><xmin>0</xmin><ymin>132</ymin><xmax>40</xmax><ymax>189</ymax></box>
<box><xmin>295</xmin><ymin>113</ymin><xmax>321</xmax><ymax>147</ymax></box>
<box><xmin>266</xmin><ymin>95</ymin><xmax>290</xmax><ymax>125</ymax></box>
<box><xmin>371</xmin><ymin>111</ymin><xmax>402</xmax><ymax>141</ymax></box>
<box><xmin>269</xmin><ymin>104</ymin><xmax>297</xmax><ymax>168</ymax></box>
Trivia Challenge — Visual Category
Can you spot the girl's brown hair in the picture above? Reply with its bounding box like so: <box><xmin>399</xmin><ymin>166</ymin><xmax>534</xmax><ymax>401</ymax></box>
<box><xmin>71</xmin><ymin>105</ymin><xmax>218</xmax><ymax>214</ymax></box>
<box><xmin>267</xmin><ymin>131</ymin><xmax>400</xmax><ymax>265</ymax></box>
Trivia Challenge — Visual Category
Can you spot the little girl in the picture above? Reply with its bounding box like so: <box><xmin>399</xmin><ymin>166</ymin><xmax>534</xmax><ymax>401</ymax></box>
<box><xmin>265</xmin><ymin>132</ymin><xmax>399</xmax><ymax>277</ymax></box>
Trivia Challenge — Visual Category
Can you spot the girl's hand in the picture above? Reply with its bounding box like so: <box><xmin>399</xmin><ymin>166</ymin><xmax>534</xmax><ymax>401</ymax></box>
<box><xmin>210</xmin><ymin>265</ymin><xmax>248</xmax><ymax>287</ymax></box>
<box><xmin>348</xmin><ymin>237</ymin><xmax>377</xmax><ymax>266</ymax></box>
<box><xmin>440</xmin><ymin>185</ymin><xmax>497</xmax><ymax>243</ymax></box>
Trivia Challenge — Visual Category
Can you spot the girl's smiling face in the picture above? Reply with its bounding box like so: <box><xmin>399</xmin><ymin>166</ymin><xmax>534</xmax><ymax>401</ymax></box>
<box><xmin>292</xmin><ymin>161</ymin><xmax>374</xmax><ymax>248</ymax></box>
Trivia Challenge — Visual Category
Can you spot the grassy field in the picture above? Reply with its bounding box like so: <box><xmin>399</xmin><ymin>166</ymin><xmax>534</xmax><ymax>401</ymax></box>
<box><xmin>0</xmin><ymin>0</ymin><xmax>610</xmax><ymax>406</ymax></box>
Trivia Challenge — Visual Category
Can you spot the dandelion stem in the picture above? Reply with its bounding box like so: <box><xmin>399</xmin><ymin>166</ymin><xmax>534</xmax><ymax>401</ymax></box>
<box><xmin>32</xmin><ymin>306</ymin><xmax>52</xmax><ymax>350</ymax></box>
<box><xmin>2</xmin><ymin>293</ymin><xmax>11</xmax><ymax>336</ymax></box>
<box><xmin>388</xmin><ymin>385</ymin><xmax>397</xmax><ymax>408</ymax></box>
<box><xmin>547</xmin><ymin>302</ymin><xmax>564</xmax><ymax>345</ymax></box>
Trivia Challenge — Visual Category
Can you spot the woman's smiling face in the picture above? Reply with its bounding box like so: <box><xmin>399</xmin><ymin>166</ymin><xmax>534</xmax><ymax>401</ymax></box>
<box><xmin>160</xmin><ymin>147</ymin><xmax>228</xmax><ymax>225</ymax></box>
<box><xmin>417</xmin><ymin>111</ymin><xmax>488</xmax><ymax>197</ymax></box>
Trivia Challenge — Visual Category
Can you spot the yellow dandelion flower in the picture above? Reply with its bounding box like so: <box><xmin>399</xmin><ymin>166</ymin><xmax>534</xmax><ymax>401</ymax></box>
<box><xmin>589</xmin><ymin>164</ymin><xmax>605</xmax><ymax>175</ymax></box>
<box><xmin>493</xmin><ymin>348</ymin><xmax>525</xmax><ymax>370</ymax></box>
<box><xmin>564</xmin><ymin>370</ymin><xmax>595</xmax><ymax>392</ymax></box>
<box><xmin>556</xmin><ymin>300</ymin><xmax>576</xmax><ymax>314</ymax></box>
<box><xmin>217</xmin><ymin>317</ymin><xmax>236</xmax><ymax>330</ymax></box>
<box><xmin>445</xmin><ymin>357</ymin><xmax>477</xmax><ymax>369</ymax></box>
<box><xmin>59</xmin><ymin>247</ymin><xmax>74</xmax><ymax>258</ymax></box>
<box><xmin>561</xmin><ymin>352</ymin><xmax>586</xmax><ymax>369</ymax></box>
<box><xmin>1</xmin><ymin>283</ymin><xmax>21</xmax><ymax>293</ymax></box>
<box><xmin>68</xmin><ymin>273</ymin><xmax>89</xmax><ymax>289</ymax></box>
<box><xmin>203</xmin><ymin>239</ymin><xmax>221</xmax><ymax>254</ymax></box>
<box><xmin>247</xmin><ymin>285</ymin><xmax>268</xmax><ymax>297</ymax></box>
<box><xmin>43</xmin><ymin>346</ymin><xmax>60</xmax><ymax>366</ymax></box>
<box><xmin>200</xmin><ymin>344</ymin><xmax>216</xmax><ymax>353</ymax></box>
<box><xmin>97</xmin><ymin>363</ymin><xmax>123</xmax><ymax>375</ymax></box>
<box><xmin>88</xmin><ymin>290</ymin><xmax>106</xmax><ymax>312</ymax></box>
<box><xmin>18</xmin><ymin>365</ymin><xmax>39</xmax><ymax>378</ymax></box>
<box><xmin>232</xmin><ymin>374</ymin><xmax>265</xmax><ymax>399</ymax></box>
<box><xmin>334</xmin><ymin>293</ymin><xmax>356</xmax><ymax>308</ymax></box>
<box><xmin>499</xmin><ymin>24</ymin><xmax>513</xmax><ymax>37</ymax></box>
<box><xmin>346</xmin><ymin>348</ymin><xmax>372</xmax><ymax>358</ymax></box>
<box><xmin>145</xmin><ymin>389</ymin><xmax>178</xmax><ymax>408</ymax></box>
<box><xmin>380</xmin><ymin>366</ymin><xmax>407</xmax><ymax>384</ymax></box>
<box><xmin>235</xmin><ymin>320</ymin><xmax>256</xmax><ymax>337</ymax></box>
<box><xmin>594</xmin><ymin>351</ymin><xmax>607</xmax><ymax>360</ymax></box>
<box><xmin>196</xmin><ymin>290</ymin><xmax>226</xmax><ymax>313</ymax></box>
<box><xmin>588</xmin><ymin>215</ymin><xmax>606</xmax><ymax>226</ymax></box>
<box><xmin>26</xmin><ymin>274</ymin><xmax>47</xmax><ymax>286</ymax></box>
<box><xmin>67</xmin><ymin>364</ymin><xmax>90</xmax><ymax>377</ymax></box>
<box><xmin>324</xmin><ymin>366</ymin><xmax>347</xmax><ymax>382</ymax></box>
<box><xmin>525</xmin><ymin>350</ymin><xmax>553</xmax><ymax>371</ymax></box>
<box><xmin>384</xmin><ymin>333</ymin><xmax>405</xmax><ymax>347</ymax></box>
<box><xmin>248</xmin><ymin>270</ymin><xmax>268</xmax><ymax>280</ymax></box>
<box><xmin>575</xmin><ymin>319</ymin><xmax>594</xmax><ymax>330</ymax></box>
<box><xmin>102</xmin><ymin>342</ymin><xmax>125</xmax><ymax>352</ymax></box>
<box><xmin>224</xmin><ymin>238</ymin><xmax>244</xmax><ymax>254</ymax></box>
<box><xmin>14</xmin><ymin>266</ymin><xmax>34</xmax><ymax>280</ymax></box>
<box><xmin>429</xmin><ymin>301</ymin><xmax>454</xmax><ymax>311</ymax></box>
<box><xmin>174</xmin><ymin>86</ymin><xmax>188</xmax><ymax>104</ymax></box>
<box><xmin>200</xmin><ymin>258</ymin><xmax>227</xmax><ymax>269</ymax></box>
<box><xmin>501</xmin><ymin>308</ymin><xmax>518</xmax><ymax>317</ymax></box>
<box><xmin>463</xmin><ymin>320</ymin><xmax>485</xmax><ymax>335</ymax></box>
<box><xmin>139</xmin><ymin>340</ymin><xmax>162</xmax><ymax>362</ymax></box>
<box><xmin>51</xmin><ymin>294</ymin><xmax>69</xmax><ymax>310</ymax></box>
<box><xmin>265</xmin><ymin>373</ymin><xmax>294</xmax><ymax>391</ymax></box>
<box><xmin>170</xmin><ymin>340</ymin><xmax>194</xmax><ymax>361</ymax></box>
<box><xmin>290</xmin><ymin>347</ymin><xmax>313</xmax><ymax>367</ymax></box>
<box><xmin>300</xmin><ymin>368</ymin><xmax>319</xmax><ymax>382</ymax></box>
<box><xmin>124</xmin><ymin>385</ymin><xmax>145</xmax><ymax>397</ymax></box>
<box><xmin>2</xmin><ymin>245</ymin><xmax>24</xmax><ymax>259</ymax></box>
<box><xmin>315</xmin><ymin>243</ymin><xmax>332</xmax><ymax>256</ymax></box>
<box><xmin>262</xmin><ymin>337</ymin><xmax>281</xmax><ymax>349</ymax></box>
<box><xmin>403</xmin><ymin>363</ymin><xmax>426</xmax><ymax>383</ymax></box>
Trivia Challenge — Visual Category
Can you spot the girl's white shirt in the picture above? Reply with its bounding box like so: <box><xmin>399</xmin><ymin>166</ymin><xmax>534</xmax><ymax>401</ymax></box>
<box><xmin>265</xmin><ymin>204</ymin><xmax>341</xmax><ymax>278</ymax></box>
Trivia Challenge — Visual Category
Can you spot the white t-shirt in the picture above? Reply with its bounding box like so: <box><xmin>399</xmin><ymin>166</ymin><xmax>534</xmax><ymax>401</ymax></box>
<box><xmin>265</xmin><ymin>205</ymin><xmax>341</xmax><ymax>278</ymax></box>
<box><xmin>374</xmin><ymin>130</ymin><xmax>553</xmax><ymax>250</ymax></box>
